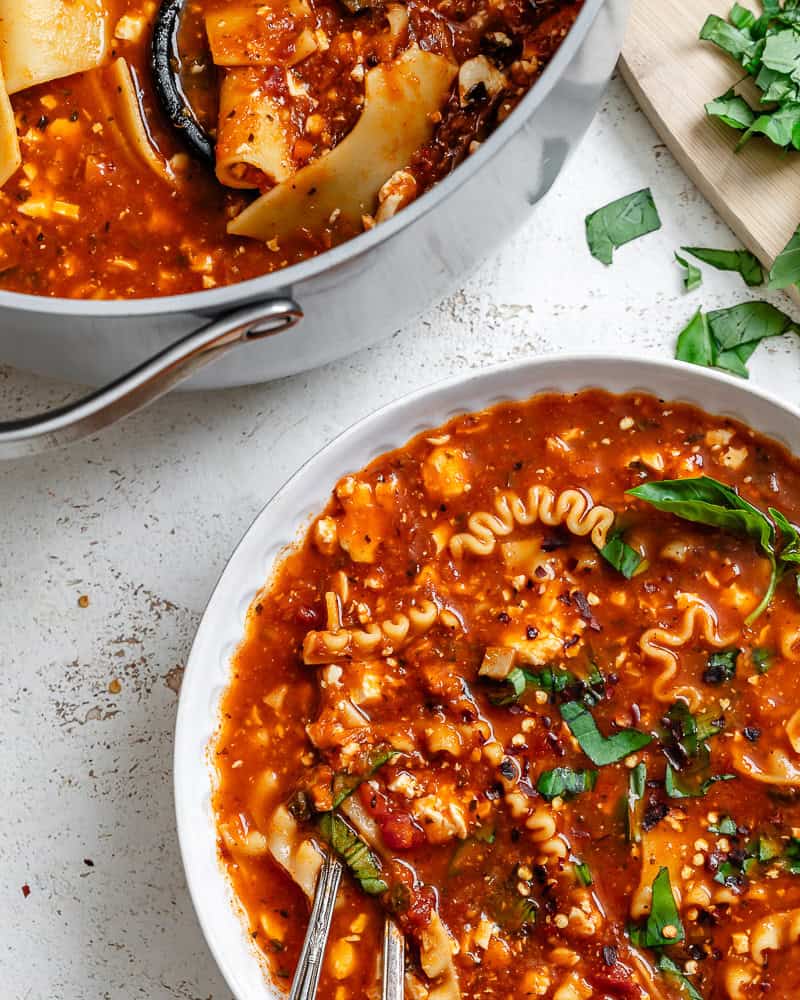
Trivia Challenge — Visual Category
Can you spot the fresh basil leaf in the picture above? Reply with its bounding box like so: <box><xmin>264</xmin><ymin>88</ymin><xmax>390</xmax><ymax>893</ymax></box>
<box><xmin>490</xmin><ymin>665</ymin><xmax>574</xmax><ymax>705</ymax></box>
<box><xmin>705</xmin><ymin>91</ymin><xmax>756</xmax><ymax>129</ymax></box>
<box><xmin>676</xmin><ymin>309</ymin><xmax>716</xmax><ymax>369</ymax></box>
<box><xmin>709</xmin><ymin>815</ymin><xmax>739</xmax><ymax>835</ymax></box>
<box><xmin>752</xmin><ymin>646</ymin><xmax>773</xmax><ymax>673</ymax></box>
<box><xmin>626</xmin><ymin>762</ymin><xmax>647</xmax><ymax>844</ymax></box>
<box><xmin>629</xmin><ymin>867</ymin><xmax>685</xmax><ymax>947</ymax></box>
<box><xmin>601</xmin><ymin>532</ymin><xmax>644</xmax><ymax>578</ymax></box>
<box><xmin>574</xmin><ymin>860</ymin><xmax>593</xmax><ymax>886</ymax></box>
<box><xmin>560</xmin><ymin>700</ymin><xmax>651</xmax><ymax>766</ymax></box>
<box><xmin>761</xmin><ymin>27</ymin><xmax>800</xmax><ymax>75</ymax></box>
<box><xmin>537</xmin><ymin>766</ymin><xmax>598</xmax><ymax>801</ymax></box>
<box><xmin>714</xmin><ymin>340</ymin><xmax>759</xmax><ymax>378</ymax></box>
<box><xmin>739</xmin><ymin>101</ymin><xmax>800</xmax><ymax>148</ymax></box>
<box><xmin>768</xmin><ymin>225</ymin><xmax>800</xmax><ymax>290</ymax></box>
<box><xmin>331</xmin><ymin>745</ymin><xmax>397</xmax><ymax>808</ymax></box>
<box><xmin>317</xmin><ymin>812</ymin><xmax>388</xmax><ymax>895</ymax></box>
<box><xmin>627</xmin><ymin>476</ymin><xmax>775</xmax><ymax>551</ymax></box>
<box><xmin>657</xmin><ymin>955</ymin><xmax>704</xmax><ymax>1000</ymax></box>
<box><xmin>490</xmin><ymin>666</ymin><xmax>528</xmax><ymax>705</ymax></box>
<box><xmin>707</xmin><ymin>301</ymin><xmax>795</xmax><ymax>349</ymax></box>
<box><xmin>666</xmin><ymin>764</ymin><xmax>736</xmax><ymax>798</ymax></box>
<box><xmin>730</xmin><ymin>2</ymin><xmax>757</xmax><ymax>30</ymax></box>
<box><xmin>675</xmin><ymin>251</ymin><xmax>703</xmax><ymax>291</ymax></box>
<box><xmin>700</xmin><ymin>14</ymin><xmax>757</xmax><ymax>64</ymax></box>
<box><xmin>749</xmin><ymin>833</ymin><xmax>782</xmax><ymax>863</ymax></box>
<box><xmin>585</xmin><ymin>188</ymin><xmax>661</xmax><ymax>265</ymax></box>
<box><xmin>756</xmin><ymin>64</ymin><xmax>800</xmax><ymax>101</ymax></box>
<box><xmin>771</xmin><ymin>506</ymin><xmax>800</xmax><ymax>563</ymax></box>
<box><xmin>681</xmin><ymin>246</ymin><xmax>763</xmax><ymax>286</ymax></box>
<box><xmin>703</xmin><ymin>648</ymin><xmax>740</xmax><ymax>685</ymax></box>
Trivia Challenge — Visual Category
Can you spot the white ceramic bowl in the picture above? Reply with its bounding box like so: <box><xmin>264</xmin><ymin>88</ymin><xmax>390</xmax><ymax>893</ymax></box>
<box><xmin>174</xmin><ymin>354</ymin><xmax>800</xmax><ymax>1000</ymax></box>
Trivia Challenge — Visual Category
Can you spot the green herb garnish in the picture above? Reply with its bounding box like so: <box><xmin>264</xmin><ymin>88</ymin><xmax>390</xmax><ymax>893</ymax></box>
<box><xmin>560</xmin><ymin>700</ymin><xmax>651</xmax><ymax>766</ymax></box>
<box><xmin>657</xmin><ymin>954</ymin><xmax>704</xmax><ymax>1000</ymax></box>
<box><xmin>752</xmin><ymin>646</ymin><xmax>773</xmax><ymax>673</ymax></box>
<box><xmin>675</xmin><ymin>252</ymin><xmax>703</xmax><ymax>291</ymax></box>
<box><xmin>626</xmin><ymin>762</ymin><xmax>647</xmax><ymax>844</ymax></box>
<box><xmin>628</xmin><ymin>475</ymin><xmax>800</xmax><ymax>622</ymax></box>
<box><xmin>703</xmin><ymin>649</ymin><xmax>740</xmax><ymax>685</ymax></box>
<box><xmin>574</xmin><ymin>860</ymin><xmax>593</xmax><ymax>886</ymax></box>
<box><xmin>585</xmin><ymin>188</ymin><xmax>661</xmax><ymax>265</ymax></box>
<box><xmin>705</xmin><ymin>91</ymin><xmax>756</xmax><ymax>129</ymax></box>
<box><xmin>317</xmin><ymin>812</ymin><xmax>388</xmax><ymax>895</ymax></box>
<box><xmin>709</xmin><ymin>815</ymin><xmax>739</xmax><ymax>835</ymax></box>
<box><xmin>537</xmin><ymin>767</ymin><xmax>598</xmax><ymax>801</ymax></box>
<box><xmin>675</xmin><ymin>301</ymin><xmax>794</xmax><ymax>378</ymax></box>
<box><xmin>768</xmin><ymin>225</ymin><xmax>800</xmax><ymax>290</ymax></box>
<box><xmin>665</xmin><ymin>765</ymin><xmax>735</xmax><ymax>799</ymax></box>
<box><xmin>680</xmin><ymin>246</ymin><xmax>763</xmax><ymax>286</ymax></box>
<box><xmin>601</xmin><ymin>532</ymin><xmax>644</xmax><ymax>578</ymax></box>
<box><xmin>629</xmin><ymin>867</ymin><xmax>685</xmax><ymax>947</ymax></box>
<box><xmin>331</xmin><ymin>745</ymin><xmax>396</xmax><ymax>808</ymax></box>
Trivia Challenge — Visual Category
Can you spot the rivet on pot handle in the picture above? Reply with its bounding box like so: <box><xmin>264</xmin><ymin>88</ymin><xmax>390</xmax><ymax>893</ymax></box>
<box><xmin>0</xmin><ymin>297</ymin><xmax>303</xmax><ymax>459</ymax></box>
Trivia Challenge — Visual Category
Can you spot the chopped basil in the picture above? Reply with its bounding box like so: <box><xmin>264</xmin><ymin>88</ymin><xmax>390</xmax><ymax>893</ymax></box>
<box><xmin>628</xmin><ymin>476</ymin><xmax>800</xmax><ymax>622</ymax></box>
<box><xmin>676</xmin><ymin>309</ymin><xmax>715</xmax><ymax>368</ymax></box>
<box><xmin>709</xmin><ymin>815</ymin><xmax>738</xmax><ymax>835</ymax></box>
<box><xmin>702</xmin><ymin>649</ymin><xmax>740</xmax><ymax>685</ymax></box>
<box><xmin>317</xmin><ymin>812</ymin><xmax>388</xmax><ymax>895</ymax></box>
<box><xmin>707</xmin><ymin>301</ymin><xmax>795</xmax><ymax>349</ymax></box>
<box><xmin>331</xmin><ymin>745</ymin><xmax>396</xmax><ymax>808</ymax></box>
<box><xmin>626</xmin><ymin>762</ymin><xmax>647</xmax><ymax>844</ymax></box>
<box><xmin>574</xmin><ymin>860</ymin><xmax>593</xmax><ymax>886</ymax></box>
<box><xmin>699</xmin><ymin>13</ymin><xmax>757</xmax><ymax>64</ymax></box>
<box><xmin>629</xmin><ymin>867</ymin><xmax>685</xmax><ymax>947</ymax></box>
<box><xmin>560</xmin><ymin>701</ymin><xmax>651</xmax><ymax>766</ymax></box>
<box><xmin>705</xmin><ymin>91</ymin><xmax>756</xmax><ymax>129</ymax></box>
<box><xmin>657</xmin><ymin>955</ymin><xmax>704</xmax><ymax>1000</ymax></box>
<box><xmin>585</xmin><ymin>188</ymin><xmax>661</xmax><ymax>265</ymax></box>
<box><xmin>491</xmin><ymin>663</ymin><xmax>605</xmax><ymax>708</ymax></box>
<box><xmin>537</xmin><ymin>766</ymin><xmax>598</xmax><ymax>801</ymax></box>
<box><xmin>680</xmin><ymin>246</ymin><xmax>763</xmax><ymax>286</ymax></box>
<box><xmin>665</xmin><ymin>764</ymin><xmax>735</xmax><ymax>799</ymax></box>
<box><xmin>752</xmin><ymin>646</ymin><xmax>773</xmax><ymax>674</ymax></box>
<box><xmin>768</xmin><ymin>225</ymin><xmax>800</xmax><ymax>290</ymax></box>
<box><xmin>601</xmin><ymin>532</ymin><xmax>644</xmax><ymax>578</ymax></box>
<box><xmin>675</xmin><ymin>251</ymin><xmax>702</xmax><ymax>291</ymax></box>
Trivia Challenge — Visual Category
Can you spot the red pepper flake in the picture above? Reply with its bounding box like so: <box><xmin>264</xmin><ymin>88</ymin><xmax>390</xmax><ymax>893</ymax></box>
<box><xmin>21</xmin><ymin>884</ymin><xmax>30</xmax><ymax>898</ymax></box>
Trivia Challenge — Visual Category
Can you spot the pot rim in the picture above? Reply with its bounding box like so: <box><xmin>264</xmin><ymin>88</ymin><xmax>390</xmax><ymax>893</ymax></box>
<box><xmin>0</xmin><ymin>0</ymin><xmax>607</xmax><ymax>320</ymax></box>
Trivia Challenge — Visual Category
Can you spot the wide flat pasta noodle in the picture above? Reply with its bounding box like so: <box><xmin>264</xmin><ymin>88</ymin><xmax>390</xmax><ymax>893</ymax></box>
<box><xmin>215</xmin><ymin>67</ymin><xmax>298</xmax><ymax>190</ymax></box>
<box><xmin>0</xmin><ymin>0</ymin><xmax>110</xmax><ymax>96</ymax></box>
<box><xmin>0</xmin><ymin>57</ymin><xmax>20</xmax><ymax>188</ymax></box>
<box><xmin>227</xmin><ymin>45</ymin><xmax>457</xmax><ymax>241</ymax></box>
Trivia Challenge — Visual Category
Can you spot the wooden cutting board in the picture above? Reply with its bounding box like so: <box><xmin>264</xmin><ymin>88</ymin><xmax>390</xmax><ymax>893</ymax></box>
<box><xmin>619</xmin><ymin>0</ymin><xmax>800</xmax><ymax>304</ymax></box>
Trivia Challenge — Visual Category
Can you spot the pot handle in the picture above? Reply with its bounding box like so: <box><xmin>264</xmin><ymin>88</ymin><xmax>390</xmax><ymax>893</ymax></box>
<box><xmin>0</xmin><ymin>297</ymin><xmax>303</xmax><ymax>459</ymax></box>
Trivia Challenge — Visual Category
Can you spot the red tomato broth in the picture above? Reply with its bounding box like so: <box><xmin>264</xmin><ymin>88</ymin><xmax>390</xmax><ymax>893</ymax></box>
<box><xmin>213</xmin><ymin>389</ymin><xmax>800</xmax><ymax>999</ymax></box>
<box><xmin>0</xmin><ymin>0</ymin><xmax>581</xmax><ymax>299</ymax></box>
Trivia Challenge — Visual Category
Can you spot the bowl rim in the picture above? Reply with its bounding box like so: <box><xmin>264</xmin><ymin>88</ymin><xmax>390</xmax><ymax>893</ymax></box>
<box><xmin>0</xmin><ymin>0</ymin><xmax>608</xmax><ymax>320</ymax></box>
<box><xmin>174</xmin><ymin>353</ymin><xmax>800</xmax><ymax>1000</ymax></box>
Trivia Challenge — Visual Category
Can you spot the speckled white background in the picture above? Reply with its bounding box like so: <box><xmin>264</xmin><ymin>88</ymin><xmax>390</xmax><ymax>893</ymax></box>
<box><xmin>2</xmin><ymin>75</ymin><xmax>800</xmax><ymax>1000</ymax></box>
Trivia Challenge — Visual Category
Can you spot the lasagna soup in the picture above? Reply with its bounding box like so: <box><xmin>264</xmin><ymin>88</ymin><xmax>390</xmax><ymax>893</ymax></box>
<box><xmin>213</xmin><ymin>389</ymin><xmax>800</xmax><ymax>1000</ymax></box>
<box><xmin>0</xmin><ymin>0</ymin><xmax>580</xmax><ymax>298</ymax></box>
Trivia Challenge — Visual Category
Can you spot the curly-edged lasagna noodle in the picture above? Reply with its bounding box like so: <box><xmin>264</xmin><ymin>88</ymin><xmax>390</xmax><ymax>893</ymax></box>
<box><xmin>0</xmin><ymin>0</ymin><xmax>581</xmax><ymax>298</ymax></box>
<box><xmin>214</xmin><ymin>389</ymin><xmax>800</xmax><ymax>1000</ymax></box>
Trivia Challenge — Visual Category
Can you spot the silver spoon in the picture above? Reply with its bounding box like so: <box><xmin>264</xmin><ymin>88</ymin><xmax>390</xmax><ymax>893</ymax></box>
<box><xmin>288</xmin><ymin>853</ymin><xmax>405</xmax><ymax>1000</ymax></box>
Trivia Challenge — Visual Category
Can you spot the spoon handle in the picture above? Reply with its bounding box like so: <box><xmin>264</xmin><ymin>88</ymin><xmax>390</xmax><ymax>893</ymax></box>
<box><xmin>382</xmin><ymin>918</ymin><xmax>405</xmax><ymax>1000</ymax></box>
<box><xmin>288</xmin><ymin>853</ymin><xmax>344</xmax><ymax>1000</ymax></box>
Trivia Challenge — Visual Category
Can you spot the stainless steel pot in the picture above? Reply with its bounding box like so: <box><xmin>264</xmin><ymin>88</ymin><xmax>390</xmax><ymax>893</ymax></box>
<box><xmin>0</xmin><ymin>0</ymin><xmax>628</xmax><ymax>456</ymax></box>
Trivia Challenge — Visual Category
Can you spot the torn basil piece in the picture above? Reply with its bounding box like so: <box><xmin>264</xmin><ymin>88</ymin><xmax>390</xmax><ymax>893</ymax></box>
<box><xmin>705</xmin><ymin>91</ymin><xmax>756</xmax><ymax>130</ymax></box>
<box><xmin>681</xmin><ymin>246</ymin><xmax>763</xmax><ymax>286</ymax></box>
<box><xmin>628</xmin><ymin>867</ymin><xmax>685</xmax><ymax>947</ymax></box>
<box><xmin>317</xmin><ymin>812</ymin><xmax>388</xmax><ymax>895</ymax></box>
<box><xmin>676</xmin><ymin>309</ymin><xmax>715</xmax><ymax>369</ymax></box>
<box><xmin>537</xmin><ymin>766</ymin><xmax>598</xmax><ymax>801</ymax></box>
<box><xmin>331</xmin><ymin>745</ymin><xmax>397</xmax><ymax>808</ymax></box>
<box><xmin>626</xmin><ymin>762</ymin><xmax>647</xmax><ymax>844</ymax></box>
<box><xmin>665</xmin><ymin>765</ymin><xmax>735</xmax><ymax>799</ymax></box>
<box><xmin>702</xmin><ymin>649</ymin><xmax>740</xmax><ymax>685</ymax></box>
<box><xmin>699</xmin><ymin>14</ymin><xmax>757</xmax><ymax>64</ymax></box>
<box><xmin>560</xmin><ymin>700</ymin><xmax>651</xmax><ymax>766</ymax></box>
<box><xmin>657</xmin><ymin>955</ymin><xmax>704</xmax><ymax>1000</ymax></box>
<box><xmin>601</xmin><ymin>532</ymin><xmax>644</xmax><ymax>578</ymax></box>
<box><xmin>675</xmin><ymin>251</ymin><xmax>702</xmax><ymax>291</ymax></box>
<box><xmin>585</xmin><ymin>188</ymin><xmax>661</xmax><ymax>265</ymax></box>
<box><xmin>768</xmin><ymin>225</ymin><xmax>800</xmax><ymax>289</ymax></box>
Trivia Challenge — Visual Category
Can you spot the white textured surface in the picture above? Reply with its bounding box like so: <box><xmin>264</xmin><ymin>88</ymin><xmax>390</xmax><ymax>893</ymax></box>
<box><xmin>2</xmin><ymin>75</ymin><xmax>800</xmax><ymax>1000</ymax></box>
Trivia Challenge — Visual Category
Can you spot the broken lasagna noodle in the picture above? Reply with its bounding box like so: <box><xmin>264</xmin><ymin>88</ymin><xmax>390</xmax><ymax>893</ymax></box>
<box><xmin>0</xmin><ymin>0</ymin><xmax>581</xmax><ymax>298</ymax></box>
<box><xmin>214</xmin><ymin>390</ymin><xmax>800</xmax><ymax>1000</ymax></box>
